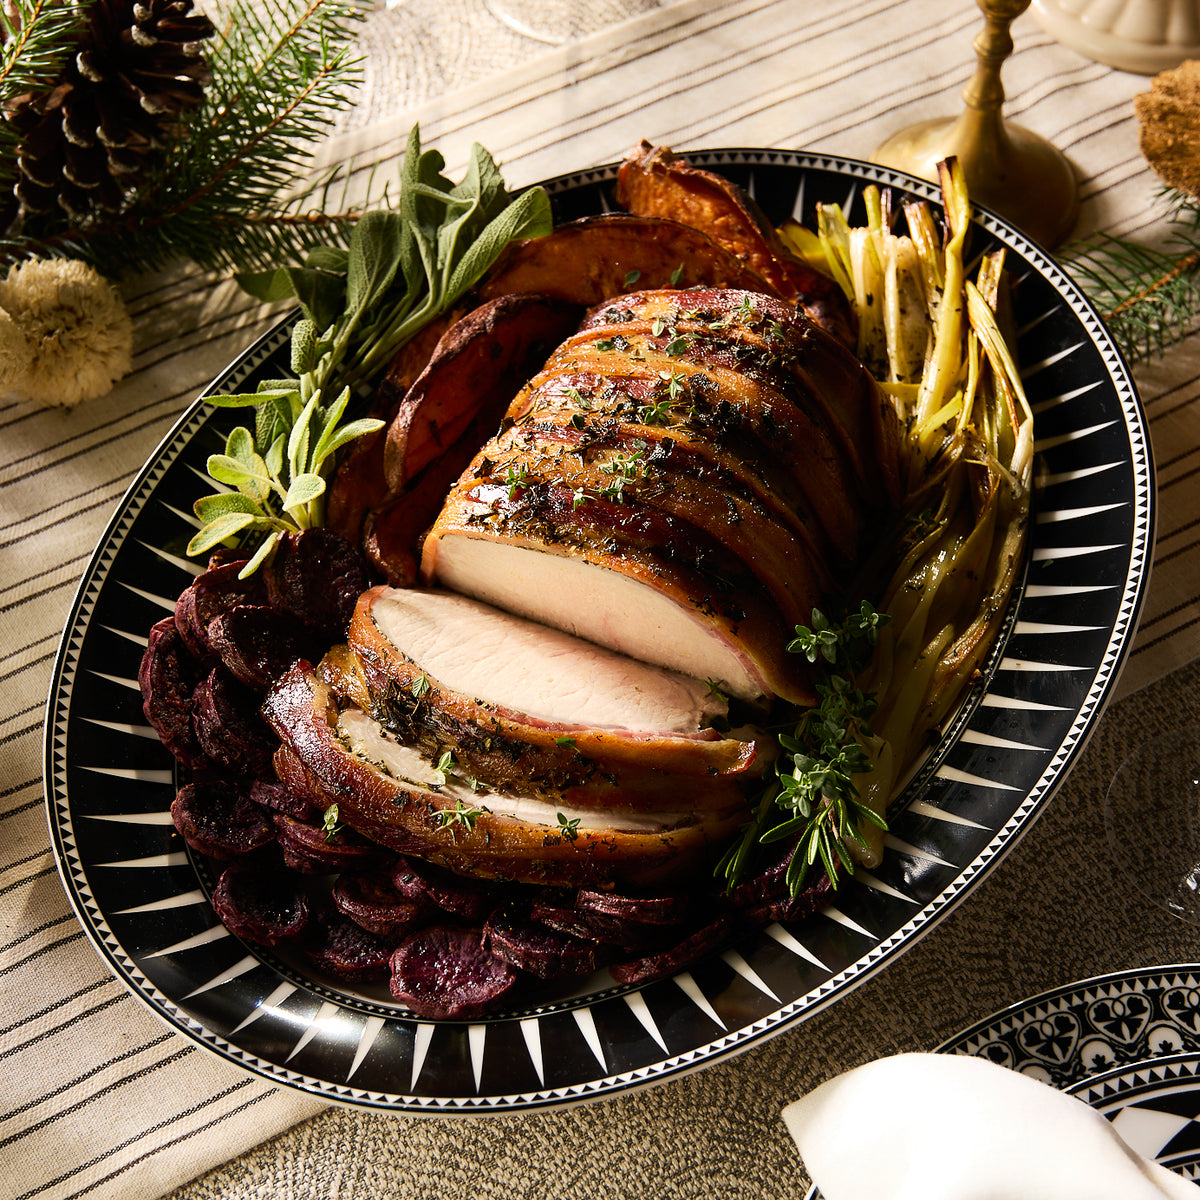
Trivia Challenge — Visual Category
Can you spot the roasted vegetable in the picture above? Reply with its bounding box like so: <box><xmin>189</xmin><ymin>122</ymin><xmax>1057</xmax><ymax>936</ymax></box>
<box><xmin>616</xmin><ymin>140</ymin><xmax>857</xmax><ymax>347</ymax></box>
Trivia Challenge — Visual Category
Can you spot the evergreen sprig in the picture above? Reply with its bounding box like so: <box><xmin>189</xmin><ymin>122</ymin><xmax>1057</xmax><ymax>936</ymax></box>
<box><xmin>0</xmin><ymin>0</ymin><xmax>374</xmax><ymax>277</ymax></box>
<box><xmin>1063</xmin><ymin>188</ymin><xmax>1200</xmax><ymax>362</ymax></box>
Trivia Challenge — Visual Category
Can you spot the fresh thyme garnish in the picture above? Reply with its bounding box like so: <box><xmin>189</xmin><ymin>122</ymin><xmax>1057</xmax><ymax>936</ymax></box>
<box><xmin>716</xmin><ymin>601</ymin><xmax>891</xmax><ymax>895</ymax></box>
<box><xmin>555</xmin><ymin>736</ymin><xmax>577</xmax><ymax>747</ymax></box>
<box><xmin>436</xmin><ymin>798</ymin><xmax>485</xmax><ymax>833</ymax></box>
<box><xmin>504</xmin><ymin>462</ymin><xmax>528</xmax><ymax>499</ymax></box>
<box><xmin>430</xmin><ymin>749</ymin><xmax>456</xmax><ymax>786</ymax></box>
<box><xmin>624</xmin><ymin>269</ymin><xmax>642</xmax><ymax>288</ymax></box>
<box><xmin>556</xmin><ymin>811</ymin><xmax>582</xmax><ymax>841</ymax></box>
<box><xmin>321</xmin><ymin>803</ymin><xmax>345</xmax><ymax>841</ymax></box>
<box><xmin>410</xmin><ymin>673</ymin><xmax>432</xmax><ymax>699</ymax></box>
<box><xmin>669</xmin><ymin>264</ymin><xmax>685</xmax><ymax>286</ymax></box>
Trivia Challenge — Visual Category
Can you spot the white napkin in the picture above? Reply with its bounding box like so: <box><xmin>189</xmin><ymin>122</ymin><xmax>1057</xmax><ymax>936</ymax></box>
<box><xmin>782</xmin><ymin>1052</ymin><xmax>1196</xmax><ymax>1200</ymax></box>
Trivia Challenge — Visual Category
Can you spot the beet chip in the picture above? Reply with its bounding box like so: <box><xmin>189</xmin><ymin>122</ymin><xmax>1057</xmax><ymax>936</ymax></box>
<box><xmin>263</xmin><ymin>528</ymin><xmax>368</xmax><ymax>638</ymax></box>
<box><xmin>333</xmin><ymin>871</ymin><xmax>426</xmax><ymax>939</ymax></box>
<box><xmin>304</xmin><ymin>909</ymin><xmax>396</xmax><ymax>983</ymax></box>
<box><xmin>576</xmin><ymin>889</ymin><xmax>691</xmax><ymax>926</ymax></box>
<box><xmin>139</xmin><ymin>617</ymin><xmax>205</xmax><ymax>766</ymax></box>
<box><xmin>274</xmin><ymin>813</ymin><xmax>383</xmax><ymax>875</ymax></box>
<box><xmin>171</xmin><ymin>780</ymin><xmax>275</xmax><ymax>859</ymax></box>
<box><xmin>609</xmin><ymin>912</ymin><xmax>737</xmax><ymax>985</ymax></box>
<box><xmin>192</xmin><ymin>667</ymin><xmax>278</xmax><ymax>778</ymax></box>
<box><xmin>391</xmin><ymin>855</ymin><xmax>501</xmax><ymax>921</ymax></box>
<box><xmin>174</xmin><ymin>560</ymin><xmax>259</xmax><ymax>662</ymax></box>
<box><xmin>486</xmin><ymin>903</ymin><xmax>597</xmax><ymax>980</ymax></box>
<box><xmin>212</xmin><ymin>862</ymin><xmax>309</xmax><ymax>946</ymax></box>
<box><xmin>207</xmin><ymin>604</ymin><xmax>309</xmax><ymax>692</ymax></box>
<box><xmin>249</xmin><ymin>779</ymin><xmax>320</xmax><ymax>823</ymax></box>
<box><xmin>531</xmin><ymin>895</ymin><xmax>668</xmax><ymax>952</ymax></box>
<box><xmin>390</xmin><ymin>925</ymin><xmax>516</xmax><ymax>1018</ymax></box>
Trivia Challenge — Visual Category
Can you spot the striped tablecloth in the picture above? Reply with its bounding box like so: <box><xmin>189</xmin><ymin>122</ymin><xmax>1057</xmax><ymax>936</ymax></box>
<box><xmin>2</xmin><ymin>0</ymin><xmax>1199</xmax><ymax>1197</ymax></box>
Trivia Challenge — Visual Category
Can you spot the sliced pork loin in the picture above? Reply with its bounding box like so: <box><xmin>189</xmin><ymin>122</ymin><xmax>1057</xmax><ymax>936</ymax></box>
<box><xmin>263</xmin><ymin>662</ymin><xmax>748</xmax><ymax>888</ymax></box>
<box><xmin>339</xmin><ymin>586</ymin><xmax>766</xmax><ymax>808</ymax></box>
<box><xmin>421</xmin><ymin>288</ymin><xmax>902</xmax><ymax>705</ymax></box>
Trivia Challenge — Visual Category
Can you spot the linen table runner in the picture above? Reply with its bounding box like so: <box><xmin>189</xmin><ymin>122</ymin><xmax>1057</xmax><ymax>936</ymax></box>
<box><xmin>1</xmin><ymin>1</ymin><xmax>1197</xmax><ymax>1197</ymax></box>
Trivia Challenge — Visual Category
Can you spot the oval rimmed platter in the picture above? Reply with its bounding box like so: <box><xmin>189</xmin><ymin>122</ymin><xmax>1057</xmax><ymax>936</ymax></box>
<box><xmin>805</xmin><ymin>965</ymin><xmax>1200</xmax><ymax>1197</ymax></box>
<box><xmin>44</xmin><ymin>150</ymin><xmax>1152</xmax><ymax>1113</ymax></box>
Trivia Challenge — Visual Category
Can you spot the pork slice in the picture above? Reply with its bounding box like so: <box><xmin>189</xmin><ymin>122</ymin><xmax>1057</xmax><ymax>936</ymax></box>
<box><xmin>362</xmin><ymin>586</ymin><xmax>724</xmax><ymax>732</ymax></box>
<box><xmin>421</xmin><ymin>483</ymin><xmax>810</xmax><ymax>704</ymax></box>
<box><xmin>481</xmin><ymin>419</ymin><xmax>830</xmax><ymax>630</ymax></box>
<box><xmin>262</xmin><ymin>662</ymin><xmax>747</xmax><ymax>888</ymax></box>
<box><xmin>344</xmin><ymin>587</ymin><xmax>765</xmax><ymax>801</ymax></box>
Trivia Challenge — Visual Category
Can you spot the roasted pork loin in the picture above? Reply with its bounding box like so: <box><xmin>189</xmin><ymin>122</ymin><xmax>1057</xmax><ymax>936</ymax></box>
<box><xmin>421</xmin><ymin>288</ymin><xmax>902</xmax><ymax>705</ymax></box>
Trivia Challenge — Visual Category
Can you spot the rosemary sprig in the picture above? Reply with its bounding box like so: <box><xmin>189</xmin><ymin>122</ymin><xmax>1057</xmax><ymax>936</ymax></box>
<box><xmin>716</xmin><ymin>602</ymin><xmax>890</xmax><ymax>895</ymax></box>
<box><xmin>1062</xmin><ymin>188</ymin><xmax>1200</xmax><ymax>362</ymax></box>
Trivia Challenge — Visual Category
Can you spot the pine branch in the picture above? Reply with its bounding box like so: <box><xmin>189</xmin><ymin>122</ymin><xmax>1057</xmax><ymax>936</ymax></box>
<box><xmin>1063</xmin><ymin>189</ymin><xmax>1200</xmax><ymax>362</ymax></box>
<box><xmin>0</xmin><ymin>0</ymin><xmax>83</xmax><ymax>103</ymax></box>
<box><xmin>0</xmin><ymin>0</ymin><xmax>379</xmax><ymax>278</ymax></box>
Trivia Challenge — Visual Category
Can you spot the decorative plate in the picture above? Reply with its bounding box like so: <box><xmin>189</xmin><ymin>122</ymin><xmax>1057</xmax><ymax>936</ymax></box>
<box><xmin>805</xmin><ymin>965</ymin><xmax>1200</xmax><ymax>1197</ymax></box>
<box><xmin>44</xmin><ymin>150</ymin><xmax>1153</xmax><ymax>1113</ymax></box>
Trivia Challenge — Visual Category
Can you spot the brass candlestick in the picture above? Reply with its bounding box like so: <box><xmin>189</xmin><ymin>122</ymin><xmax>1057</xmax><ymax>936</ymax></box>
<box><xmin>873</xmin><ymin>0</ymin><xmax>1079</xmax><ymax>248</ymax></box>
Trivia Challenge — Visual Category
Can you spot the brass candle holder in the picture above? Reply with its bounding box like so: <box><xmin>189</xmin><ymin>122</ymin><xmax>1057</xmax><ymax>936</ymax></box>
<box><xmin>873</xmin><ymin>0</ymin><xmax>1079</xmax><ymax>248</ymax></box>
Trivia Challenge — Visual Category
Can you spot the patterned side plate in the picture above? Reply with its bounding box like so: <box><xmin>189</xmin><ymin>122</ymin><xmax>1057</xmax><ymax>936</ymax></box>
<box><xmin>44</xmin><ymin>150</ymin><xmax>1153</xmax><ymax>1112</ymax></box>
<box><xmin>805</xmin><ymin>966</ymin><xmax>1200</xmax><ymax>1197</ymax></box>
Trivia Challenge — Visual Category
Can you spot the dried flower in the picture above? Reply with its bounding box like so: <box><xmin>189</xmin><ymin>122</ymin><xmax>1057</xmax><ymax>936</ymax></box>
<box><xmin>0</xmin><ymin>259</ymin><xmax>133</xmax><ymax>406</ymax></box>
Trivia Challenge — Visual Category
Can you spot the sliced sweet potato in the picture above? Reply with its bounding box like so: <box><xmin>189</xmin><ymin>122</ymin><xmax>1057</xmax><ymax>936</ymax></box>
<box><xmin>382</xmin><ymin>292</ymin><xmax>580</xmax><ymax>492</ymax></box>
<box><xmin>478</xmin><ymin>214</ymin><xmax>780</xmax><ymax>308</ymax></box>
<box><xmin>615</xmin><ymin>140</ymin><xmax>856</xmax><ymax>348</ymax></box>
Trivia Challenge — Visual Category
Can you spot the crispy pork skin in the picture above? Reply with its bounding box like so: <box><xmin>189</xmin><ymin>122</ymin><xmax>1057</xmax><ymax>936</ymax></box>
<box><xmin>421</xmin><ymin>288</ymin><xmax>901</xmax><ymax>705</ymax></box>
<box><xmin>262</xmin><ymin>662</ymin><xmax>748</xmax><ymax>888</ymax></box>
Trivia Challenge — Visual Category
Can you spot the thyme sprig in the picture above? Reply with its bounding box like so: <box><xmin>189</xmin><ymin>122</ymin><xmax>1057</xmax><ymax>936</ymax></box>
<box><xmin>716</xmin><ymin>602</ymin><xmax>890</xmax><ymax>895</ymax></box>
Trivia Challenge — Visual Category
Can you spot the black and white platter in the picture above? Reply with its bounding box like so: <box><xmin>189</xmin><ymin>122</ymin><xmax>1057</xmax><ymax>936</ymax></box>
<box><xmin>44</xmin><ymin>151</ymin><xmax>1153</xmax><ymax>1113</ymax></box>
<box><xmin>804</xmin><ymin>966</ymin><xmax>1200</xmax><ymax>1197</ymax></box>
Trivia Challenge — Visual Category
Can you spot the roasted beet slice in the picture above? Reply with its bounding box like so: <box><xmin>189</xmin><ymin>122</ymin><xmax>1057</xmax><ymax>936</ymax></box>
<box><xmin>139</xmin><ymin>617</ymin><xmax>205</xmax><ymax>766</ymax></box>
<box><xmin>208</xmin><ymin>604</ymin><xmax>308</xmax><ymax>691</ymax></box>
<box><xmin>174</xmin><ymin>559</ymin><xmax>259</xmax><ymax>662</ymax></box>
<box><xmin>390</xmin><ymin>925</ymin><xmax>517</xmax><ymax>1018</ymax></box>
<box><xmin>333</xmin><ymin>870</ymin><xmax>426</xmax><ymax>938</ymax></box>
<box><xmin>731</xmin><ymin>838</ymin><xmax>834</xmax><ymax>923</ymax></box>
<box><xmin>304</xmin><ymin>909</ymin><xmax>395</xmax><ymax>983</ymax></box>
<box><xmin>263</xmin><ymin>528</ymin><xmax>368</xmax><ymax>638</ymax></box>
<box><xmin>530</xmin><ymin>896</ymin><xmax>669</xmax><ymax>951</ymax></box>
<box><xmin>192</xmin><ymin>666</ymin><xmax>278</xmax><ymax>778</ymax></box>
<box><xmin>486</xmin><ymin>902</ymin><xmax>597</xmax><ymax>980</ymax></box>
<box><xmin>212</xmin><ymin>862</ymin><xmax>309</xmax><ymax>945</ymax></box>
<box><xmin>171</xmin><ymin>780</ymin><xmax>276</xmax><ymax>859</ymax></box>
<box><xmin>609</xmin><ymin>911</ymin><xmax>737</xmax><ymax>985</ymax></box>
<box><xmin>391</xmin><ymin>855</ymin><xmax>501</xmax><ymax>921</ymax></box>
<box><xmin>576</xmin><ymin>889</ymin><xmax>691</xmax><ymax>926</ymax></box>
<box><xmin>249</xmin><ymin>779</ymin><xmax>320</xmax><ymax>823</ymax></box>
<box><xmin>275</xmin><ymin>812</ymin><xmax>383</xmax><ymax>874</ymax></box>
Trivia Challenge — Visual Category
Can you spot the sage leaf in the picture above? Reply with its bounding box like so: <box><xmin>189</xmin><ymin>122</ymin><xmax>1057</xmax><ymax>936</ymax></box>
<box><xmin>194</xmin><ymin>492</ymin><xmax>262</xmax><ymax>522</ymax></box>
<box><xmin>239</xmin><ymin>530</ymin><xmax>283</xmax><ymax>579</ymax></box>
<box><xmin>312</xmin><ymin>417</ymin><xmax>385</xmax><ymax>466</ymax></box>
<box><xmin>444</xmin><ymin>186</ymin><xmax>552</xmax><ymax>305</ymax></box>
<box><xmin>235</xmin><ymin>267</ymin><xmax>298</xmax><ymax>304</ymax></box>
<box><xmin>306</xmin><ymin>245</ymin><xmax>349</xmax><ymax>273</ymax></box>
<box><xmin>187</xmin><ymin>511</ymin><xmax>257</xmax><ymax>556</ymax></box>
<box><xmin>346</xmin><ymin>210</ymin><xmax>405</xmax><ymax>318</ymax></box>
<box><xmin>283</xmin><ymin>472</ymin><xmax>326</xmax><ymax>511</ymax></box>
<box><xmin>204</xmin><ymin>391</ymin><xmax>270</xmax><ymax>410</ymax></box>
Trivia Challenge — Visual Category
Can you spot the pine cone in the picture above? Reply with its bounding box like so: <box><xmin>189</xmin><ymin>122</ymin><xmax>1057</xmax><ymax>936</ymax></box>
<box><xmin>6</xmin><ymin>0</ymin><xmax>215</xmax><ymax>226</ymax></box>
